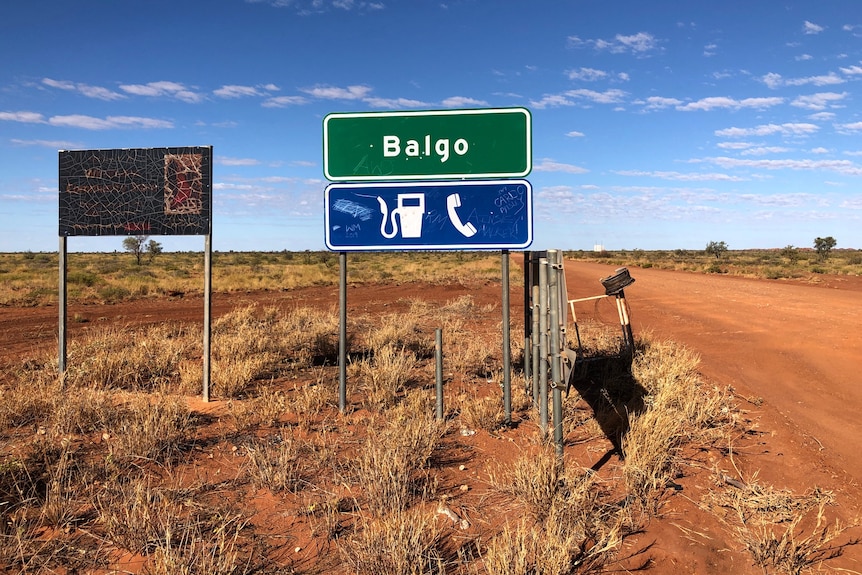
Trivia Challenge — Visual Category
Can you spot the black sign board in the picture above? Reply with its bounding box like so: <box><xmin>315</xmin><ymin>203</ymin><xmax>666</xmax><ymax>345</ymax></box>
<box><xmin>59</xmin><ymin>146</ymin><xmax>212</xmax><ymax>236</ymax></box>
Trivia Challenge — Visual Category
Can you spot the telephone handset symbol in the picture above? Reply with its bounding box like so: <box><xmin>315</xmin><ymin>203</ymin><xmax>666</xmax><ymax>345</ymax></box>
<box><xmin>446</xmin><ymin>193</ymin><xmax>477</xmax><ymax>238</ymax></box>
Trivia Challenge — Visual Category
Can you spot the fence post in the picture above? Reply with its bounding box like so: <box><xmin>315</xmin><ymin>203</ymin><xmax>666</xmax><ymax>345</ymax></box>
<box><xmin>548</xmin><ymin>250</ymin><xmax>564</xmax><ymax>456</ymax></box>
<box><xmin>538</xmin><ymin>256</ymin><xmax>549</xmax><ymax>435</ymax></box>
<box><xmin>435</xmin><ymin>328</ymin><xmax>444</xmax><ymax>421</ymax></box>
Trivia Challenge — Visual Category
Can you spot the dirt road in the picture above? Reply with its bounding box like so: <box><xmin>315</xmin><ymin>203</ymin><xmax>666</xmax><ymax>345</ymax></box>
<box><xmin>564</xmin><ymin>261</ymin><xmax>862</xmax><ymax>492</ymax></box>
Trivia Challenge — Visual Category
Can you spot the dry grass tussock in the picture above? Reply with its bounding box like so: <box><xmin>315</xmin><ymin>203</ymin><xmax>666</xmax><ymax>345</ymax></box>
<box><xmin>623</xmin><ymin>339</ymin><xmax>737</xmax><ymax>508</ymax></box>
<box><xmin>485</xmin><ymin>449</ymin><xmax>637</xmax><ymax>575</ymax></box>
<box><xmin>1</xmin><ymin>275</ymin><xmax>856</xmax><ymax>573</ymax></box>
<box><xmin>704</xmin><ymin>474</ymin><xmax>858</xmax><ymax>575</ymax></box>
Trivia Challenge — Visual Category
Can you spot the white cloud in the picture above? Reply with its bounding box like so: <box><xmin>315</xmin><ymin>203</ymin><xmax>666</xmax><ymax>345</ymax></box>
<box><xmin>789</xmin><ymin>73</ymin><xmax>845</xmax><ymax>87</ymax></box>
<box><xmin>810</xmin><ymin>147</ymin><xmax>830</xmax><ymax>154</ymax></box>
<box><xmin>677</xmin><ymin>96</ymin><xmax>783</xmax><ymax>112</ymax></box>
<box><xmin>760</xmin><ymin>72</ymin><xmax>846</xmax><ymax>90</ymax></box>
<box><xmin>808</xmin><ymin>111</ymin><xmax>836</xmax><ymax>121</ymax></box>
<box><xmin>4</xmin><ymin>110</ymin><xmax>170</xmax><ymax>131</ymax></box>
<box><xmin>796</xmin><ymin>54</ymin><xmax>813</xmax><ymax>61</ymax></box>
<box><xmin>533</xmin><ymin>158</ymin><xmax>589</xmax><ymax>173</ymax></box>
<box><xmin>565</xmin><ymin>131</ymin><xmax>585</xmax><ymax>137</ymax></box>
<box><xmin>703</xmin><ymin>43</ymin><xmax>717</xmax><ymax>57</ymax></box>
<box><xmin>791</xmin><ymin>91</ymin><xmax>847</xmax><ymax>110</ymax></box>
<box><xmin>217</xmin><ymin>156</ymin><xmax>261</xmax><ymax>166</ymax></box>
<box><xmin>214</xmin><ymin>85</ymin><xmax>277</xmax><ymax>98</ymax></box>
<box><xmin>840</xmin><ymin>64</ymin><xmax>862</xmax><ymax>75</ymax></box>
<box><xmin>47</xmin><ymin>115</ymin><xmax>173</xmax><ymax>130</ymax></box>
<box><xmin>440</xmin><ymin>96</ymin><xmax>488</xmax><ymax>108</ymax></box>
<box><xmin>300</xmin><ymin>84</ymin><xmax>372</xmax><ymax>99</ymax></box>
<box><xmin>363</xmin><ymin>97</ymin><xmax>430</xmax><ymax>109</ymax></box>
<box><xmin>702</xmin><ymin>156</ymin><xmax>860</xmax><ymax>175</ymax></box>
<box><xmin>568</xmin><ymin>31</ymin><xmax>660</xmax><ymax>55</ymax></box>
<box><xmin>740</xmin><ymin>146</ymin><xmax>791</xmax><ymax>156</ymax></box>
<box><xmin>640</xmin><ymin>96</ymin><xmax>683</xmax><ymax>110</ymax></box>
<box><xmin>717</xmin><ymin>141</ymin><xmax>756</xmax><ymax>150</ymax></box>
<box><xmin>42</xmin><ymin>78</ymin><xmax>75</xmax><ymax>90</ymax></box>
<box><xmin>119</xmin><ymin>81</ymin><xmax>203</xmax><ymax>103</ymax></box>
<box><xmin>615</xmin><ymin>169</ymin><xmax>746</xmax><ymax>182</ymax></box>
<box><xmin>246</xmin><ymin>0</ymin><xmax>384</xmax><ymax>13</ymax></box>
<box><xmin>761</xmin><ymin>72</ymin><xmax>845</xmax><ymax>88</ymax></box>
<box><xmin>835</xmin><ymin>121</ymin><xmax>862</xmax><ymax>134</ymax></box>
<box><xmin>42</xmin><ymin>78</ymin><xmax>126</xmax><ymax>101</ymax></box>
<box><xmin>615</xmin><ymin>32</ymin><xmax>659</xmax><ymax>53</ymax></box>
<box><xmin>736</xmin><ymin>192</ymin><xmax>822</xmax><ymax>207</ymax></box>
<box><xmin>0</xmin><ymin>111</ymin><xmax>45</xmax><ymax>123</ymax></box>
<box><xmin>715</xmin><ymin>123</ymin><xmax>819</xmax><ymax>137</ymax></box>
<box><xmin>262</xmin><ymin>95</ymin><xmax>309</xmax><ymax>107</ymax></box>
<box><xmin>803</xmin><ymin>21</ymin><xmax>825</xmax><ymax>34</ymax></box>
<box><xmin>762</xmin><ymin>72</ymin><xmax>784</xmax><ymax>89</ymax></box>
<box><xmin>569</xmin><ymin>89</ymin><xmax>626</xmax><ymax>104</ymax></box>
<box><xmin>10</xmin><ymin>138</ymin><xmax>81</xmax><ymax>148</ymax></box>
<box><xmin>567</xmin><ymin>67</ymin><xmax>607</xmax><ymax>81</ymax></box>
<box><xmin>530</xmin><ymin>89</ymin><xmax>627</xmax><ymax>108</ymax></box>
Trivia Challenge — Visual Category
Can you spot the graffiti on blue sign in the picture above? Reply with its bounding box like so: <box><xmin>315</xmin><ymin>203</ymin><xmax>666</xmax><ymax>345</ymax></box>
<box><xmin>325</xmin><ymin>180</ymin><xmax>532</xmax><ymax>251</ymax></box>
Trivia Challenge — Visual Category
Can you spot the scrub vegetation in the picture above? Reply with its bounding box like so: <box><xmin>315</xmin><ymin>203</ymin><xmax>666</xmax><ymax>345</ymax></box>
<box><xmin>0</xmin><ymin>252</ymin><xmax>856</xmax><ymax>573</ymax></box>
<box><xmin>568</xmin><ymin>247</ymin><xmax>862</xmax><ymax>280</ymax></box>
<box><xmin>2</xmin><ymin>247</ymin><xmax>860</xmax><ymax>307</ymax></box>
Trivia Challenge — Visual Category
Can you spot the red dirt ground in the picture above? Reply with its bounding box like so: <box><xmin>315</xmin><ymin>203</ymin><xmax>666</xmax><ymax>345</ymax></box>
<box><xmin>1</xmin><ymin>260</ymin><xmax>861</xmax><ymax>573</ymax></box>
<box><xmin>564</xmin><ymin>261</ymin><xmax>862</xmax><ymax>574</ymax></box>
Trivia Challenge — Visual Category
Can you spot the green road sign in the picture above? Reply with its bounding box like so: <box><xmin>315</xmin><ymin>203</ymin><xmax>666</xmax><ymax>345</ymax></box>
<box><xmin>323</xmin><ymin>107</ymin><xmax>531</xmax><ymax>181</ymax></box>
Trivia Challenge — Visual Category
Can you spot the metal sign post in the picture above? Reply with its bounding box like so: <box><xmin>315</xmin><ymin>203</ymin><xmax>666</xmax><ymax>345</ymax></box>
<box><xmin>57</xmin><ymin>146</ymin><xmax>213</xmax><ymax>399</ymax></box>
<box><xmin>324</xmin><ymin>107</ymin><xmax>533</xmax><ymax>425</ymax></box>
<box><xmin>203</xmin><ymin>233</ymin><xmax>212</xmax><ymax>402</ymax></box>
<box><xmin>58</xmin><ymin>236</ymin><xmax>67</xmax><ymax>376</ymax></box>
<box><xmin>502</xmin><ymin>250</ymin><xmax>512</xmax><ymax>424</ymax></box>
<box><xmin>339</xmin><ymin>252</ymin><xmax>348</xmax><ymax>413</ymax></box>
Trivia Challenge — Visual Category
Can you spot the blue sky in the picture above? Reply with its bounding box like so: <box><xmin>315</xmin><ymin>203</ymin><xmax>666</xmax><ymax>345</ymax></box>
<box><xmin>1</xmin><ymin>0</ymin><xmax>861</xmax><ymax>252</ymax></box>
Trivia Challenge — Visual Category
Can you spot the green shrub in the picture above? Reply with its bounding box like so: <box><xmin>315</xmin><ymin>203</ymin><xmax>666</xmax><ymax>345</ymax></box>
<box><xmin>67</xmin><ymin>271</ymin><xmax>100</xmax><ymax>287</ymax></box>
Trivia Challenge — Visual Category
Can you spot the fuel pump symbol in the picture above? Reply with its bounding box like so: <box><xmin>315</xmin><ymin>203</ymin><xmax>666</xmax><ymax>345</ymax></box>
<box><xmin>377</xmin><ymin>193</ymin><xmax>425</xmax><ymax>239</ymax></box>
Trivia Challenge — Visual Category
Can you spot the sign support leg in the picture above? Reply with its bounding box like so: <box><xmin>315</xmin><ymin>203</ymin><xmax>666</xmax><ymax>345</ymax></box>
<box><xmin>58</xmin><ymin>236</ymin><xmax>67</xmax><ymax>378</ymax></box>
<box><xmin>203</xmin><ymin>233</ymin><xmax>212</xmax><ymax>402</ymax></box>
<box><xmin>502</xmin><ymin>250</ymin><xmax>511</xmax><ymax>425</ymax></box>
<box><xmin>339</xmin><ymin>251</ymin><xmax>348</xmax><ymax>413</ymax></box>
<box><xmin>523</xmin><ymin>251</ymin><xmax>532</xmax><ymax>383</ymax></box>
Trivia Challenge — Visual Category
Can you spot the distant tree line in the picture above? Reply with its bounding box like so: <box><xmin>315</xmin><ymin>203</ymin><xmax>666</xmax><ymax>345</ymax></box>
<box><xmin>704</xmin><ymin>237</ymin><xmax>838</xmax><ymax>261</ymax></box>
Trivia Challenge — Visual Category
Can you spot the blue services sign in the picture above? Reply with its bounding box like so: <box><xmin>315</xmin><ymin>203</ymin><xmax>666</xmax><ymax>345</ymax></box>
<box><xmin>325</xmin><ymin>180</ymin><xmax>532</xmax><ymax>251</ymax></box>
